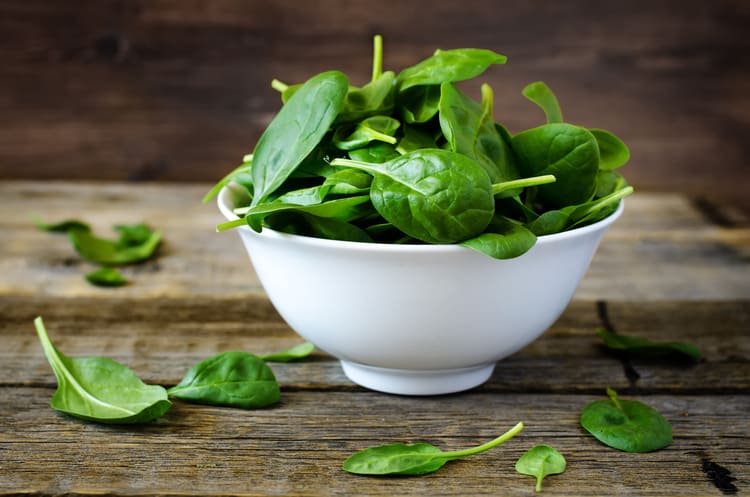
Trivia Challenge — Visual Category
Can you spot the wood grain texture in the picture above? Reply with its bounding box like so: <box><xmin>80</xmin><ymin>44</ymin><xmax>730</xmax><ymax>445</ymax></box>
<box><xmin>1</xmin><ymin>182</ymin><xmax>749</xmax><ymax>496</ymax></box>
<box><xmin>0</xmin><ymin>0</ymin><xmax>749</xmax><ymax>213</ymax></box>
<box><xmin>0</xmin><ymin>390</ymin><xmax>747</xmax><ymax>496</ymax></box>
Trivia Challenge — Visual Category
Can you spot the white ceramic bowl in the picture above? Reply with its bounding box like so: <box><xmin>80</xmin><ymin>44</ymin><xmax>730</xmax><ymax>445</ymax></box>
<box><xmin>218</xmin><ymin>184</ymin><xmax>623</xmax><ymax>395</ymax></box>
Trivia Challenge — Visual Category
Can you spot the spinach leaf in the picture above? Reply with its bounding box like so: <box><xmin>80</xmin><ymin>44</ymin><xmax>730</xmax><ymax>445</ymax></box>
<box><xmin>330</xmin><ymin>149</ymin><xmax>494</xmax><ymax>244</ymax></box>
<box><xmin>580</xmin><ymin>388</ymin><xmax>672</xmax><ymax>453</ymax></box>
<box><xmin>266</xmin><ymin>212</ymin><xmax>374</xmax><ymax>242</ymax></box>
<box><xmin>399</xmin><ymin>85</ymin><xmax>441</xmax><ymax>123</ymax></box>
<box><xmin>251</xmin><ymin>71</ymin><xmax>348</xmax><ymax>207</ymax></box>
<box><xmin>396</xmin><ymin>125</ymin><xmax>437</xmax><ymax>154</ymax></box>
<box><xmin>113</xmin><ymin>223</ymin><xmax>155</xmax><ymax>247</ymax></box>
<box><xmin>522</xmin><ymin>81</ymin><xmax>563</xmax><ymax>124</ymax></box>
<box><xmin>333</xmin><ymin>115</ymin><xmax>400</xmax><ymax>150</ymax></box>
<box><xmin>168</xmin><ymin>351</ymin><xmax>280</xmax><ymax>409</ymax></box>
<box><xmin>323</xmin><ymin>168</ymin><xmax>373</xmax><ymax>195</ymax></box>
<box><xmin>596</xmin><ymin>328</ymin><xmax>702</xmax><ymax>362</ymax></box>
<box><xmin>84</xmin><ymin>267</ymin><xmax>128</xmax><ymax>287</ymax></box>
<box><xmin>342</xmin><ymin>422</ymin><xmax>523</xmax><ymax>475</ymax></box>
<box><xmin>515</xmin><ymin>444</ymin><xmax>567</xmax><ymax>492</ymax></box>
<box><xmin>396</xmin><ymin>48</ymin><xmax>507</xmax><ymax>92</ymax></box>
<box><xmin>34</xmin><ymin>317</ymin><xmax>171</xmax><ymax>424</ymax></box>
<box><xmin>222</xmin><ymin>195</ymin><xmax>371</xmax><ymax>232</ymax></box>
<box><xmin>337</xmin><ymin>72</ymin><xmax>396</xmax><ymax>124</ymax></box>
<box><xmin>511</xmin><ymin>123</ymin><xmax>600</xmax><ymax>208</ymax></box>
<box><xmin>439</xmin><ymin>82</ymin><xmax>518</xmax><ymax>184</ymax></box>
<box><xmin>261</xmin><ymin>342</ymin><xmax>315</xmax><ymax>362</ymax></box>
<box><xmin>461</xmin><ymin>216</ymin><xmax>536</xmax><ymax>259</ymax></box>
<box><xmin>68</xmin><ymin>227</ymin><xmax>162</xmax><ymax>266</ymax></box>
<box><xmin>349</xmin><ymin>142</ymin><xmax>399</xmax><ymax>164</ymax></box>
<box><xmin>590</xmin><ymin>128</ymin><xmax>630</xmax><ymax>170</ymax></box>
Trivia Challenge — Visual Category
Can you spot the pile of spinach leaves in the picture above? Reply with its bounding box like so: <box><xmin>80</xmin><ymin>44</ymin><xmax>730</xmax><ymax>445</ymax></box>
<box><xmin>209</xmin><ymin>36</ymin><xmax>632</xmax><ymax>259</ymax></box>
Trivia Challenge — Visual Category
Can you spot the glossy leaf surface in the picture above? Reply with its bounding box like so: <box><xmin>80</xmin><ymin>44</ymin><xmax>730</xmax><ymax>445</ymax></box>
<box><xmin>580</xmin><ymin>388</ymin><xmax>672</xmax><ymax>452</ymax></box>
<box><xmin>34</xmin><ymin>317</ymin><xmax>171</xmax><ymax>424</ymax></box>
<box><xmin>168</xmin><ymin>351</ymin><xmax>280</xmax><ymax>409</ymax></box>
<box><xmin>251</xmin><ymin>71</ymin><xmax>348</xmax><ymax>206</ymax></box>
<box><xmin>515</xmin><ymin>444</ymin><xmax>567</xmax><ymax>492</ymax></box>
<box><xmin>396</xmin><ymin>48</ymin><xmax>506</xmax><ymax>91</ymax></box>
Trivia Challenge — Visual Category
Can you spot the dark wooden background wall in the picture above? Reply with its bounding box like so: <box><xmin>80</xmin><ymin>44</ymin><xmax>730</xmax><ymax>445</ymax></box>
<box><xmin>1</xmin><ymin>0</ymin><xmax>748</xmax><ymax>212</ymax></box>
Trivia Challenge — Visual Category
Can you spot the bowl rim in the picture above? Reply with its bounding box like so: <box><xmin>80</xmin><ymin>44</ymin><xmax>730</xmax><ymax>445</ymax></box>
<box><xmin>217</xmin><ymin>183</ymin><xmax>624</xmax><ymax>253</ymax></box>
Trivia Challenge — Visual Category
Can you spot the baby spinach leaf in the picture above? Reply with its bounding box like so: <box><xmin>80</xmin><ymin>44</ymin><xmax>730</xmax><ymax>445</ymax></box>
<box><xmin>399</xmin><ymin>85</ymin><xmax>441</xmax><ymax>123</ymax></box>
<box><xmin>396</xmin><ymin>48</ymin><xmax>507</xmax><ymax>92</ymax></box>
<box><xmin>439</xmin><ymin>82</ymin><xmax>518</xmax><ymax>185</ymax></box>
<box><xmin>337</xmin><ymin>72</ymin><xmax>396</xmax><ymax>124</ymax></box>
<box><xmin>68</xmin><ymin>227</ymin><xmax>162</xmax><ymax>266</ymax></box>
<box><xmin>323</xmin><ymin>168</ymin><xmax>373</xmax><ymax>195</ymax></box>
<box><xmin>580</xmin><ymin>388</ymin><xmax>672</xmax><ymax>453</ymax></box>
<box><xmin>251</xmin><ymin>70</ymin><xmax>349</xmax><ymax>207</ymax></box>
<box><xmin>349</xmin><ymin>142</ymin><xmax>399</xmax><ymax>164</ymax></box>
<box><xmin>522</xmin><ymin>81</ymin><xmax>563</xmax><ymax>124</ymax></box>
<box><xmin>261</xmin><ymin>342</ymin><xmax>315</xmax><ymax>362</ymax></box>
<box><xmin>515</xmin><ymin>444</ymin><xmax>567</xmax><ymax>492</ymax></box>
<box><xmin>342</xmin><ymin>422</ymin><xmax>524</xmax><ymax>475</ymax></box>
<box><xmin>113</xmin><ymin>223</ymin><xmax>155</xmax><ymax>247</ymax></box>
<box><xmin>168</xmin><ymin>351</ymin><xmax>280</xmax><ymax>409</ymax></box>
<box><xmin>596</xmin><ymin>328</ymin><xmax>702</xmax><ymax>362</ymax></box>
<box><xmin>461</xmin><ymin>217</ymin><xmax>536</xmax><ymax>259</ymax></box>
<box><xmin>85</xmin><ymin>267</ymin><xmax>128</xmax><ymax>287</ymax></box>
<box><xmin>333</xmin><ymin>116</ymin><xmax>400</xmax><ymax>150</ymax></box>
<box><xmin>590</xmin><ymin>128</ymin><xmax>630</xmax><ymax>170</ymax></box>
<box><xmin>34</xmin><ymin>317</ymin><xmax>171</xmax><ymax>424</ymax></box>
<box><xmin>396</xmin><ymin>125</ymin><xmax>437</xmax><ymax>154</ymax></box>
<box><xmin>511</xmin><ymin>123</ymin><xmax>600</xmax><ymax>208</ymax></box>
<box><xmin>330</xmin><ymin>149</ymin><xmax>494</xmax><ymax>244</ymax></box>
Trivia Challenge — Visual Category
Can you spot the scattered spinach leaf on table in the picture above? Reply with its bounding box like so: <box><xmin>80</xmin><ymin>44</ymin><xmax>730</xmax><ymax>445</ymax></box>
<box><xmin>515</xmin><ymin>444</ymin><xmax>567</xmax><ymax>492</ymax></box>
<box><xmin>168</xmin><ymin>351</ymin><xmax>280</xmax><ymax>409</ymax></box>
<box><xmin>261</xmin><ymin>342</ymin><xmax>315</xmax><ymax>362</ymax></box>
<box><xmin>84</xmin><ymin>267</ymin><xmax>128</xmax><ymax>287</ymax></box>
<box><xmin>342</xmin><ymin>421</ymin><xmax>524</xmax><ymax>475</ymax></box>
<box><xmin>580</xmin><ymin>388</ymin><xmax>672</xmax><ymax>453</ymax></box>
<box><xmin>596</xmin><ymin>328</ymin><xmax>702</xmax><ymax>363</ymax></box>
<box><xmin>34</xmin><ymin>317</ymin><xmax>171</xmax><ymax>424</ymax></box>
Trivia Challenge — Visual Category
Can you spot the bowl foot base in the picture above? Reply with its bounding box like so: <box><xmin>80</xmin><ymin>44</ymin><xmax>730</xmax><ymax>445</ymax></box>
<box><xmin>339</xmin><ymin>360</ymin><xmax>495</xmax><ymax>395</ymax></box>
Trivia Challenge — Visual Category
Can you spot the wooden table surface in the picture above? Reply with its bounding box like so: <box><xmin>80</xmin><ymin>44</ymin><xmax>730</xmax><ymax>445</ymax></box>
<box><xmin>1</xmin><ymin>181</ymin><xmax>748</xmax><ymax>496</ymax></box>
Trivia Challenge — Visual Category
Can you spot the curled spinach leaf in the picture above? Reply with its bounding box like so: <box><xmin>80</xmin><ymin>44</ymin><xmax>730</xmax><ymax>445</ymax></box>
<box><xmin>590</xmin><ymin>128</ymin><xmax>630</xmax><ymax>170</ymax></box>
<box><xmin>580</xmin><ymin>388</ymin><xmax>672</xmax><ymax>453</ymax></box>
<box><xmin>461</xmin><ymin>216</ymin><xmax>536</xmax><ymax>259</ymax></box>
<box><xmin>342</xmin><ymin>422</ymin><xmax>523</xmax><ymax>475</ymax></box>
<box><xmin>168</xmin><ymin>351</ymin><xmax>280</xmax><ymax>409</ymax></box>
<box><xmin>522</xmin><ymin>81</ymin><xmax>563</xmax><ymax>124</ymax></box>
<box><xmin>34</xmin><ymin>317</ymin><xmax>171</xmax><ymax>424</ymax></box>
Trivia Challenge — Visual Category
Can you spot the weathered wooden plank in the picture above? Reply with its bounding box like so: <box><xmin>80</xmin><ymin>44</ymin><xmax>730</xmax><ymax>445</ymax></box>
<box><xmin>0</xmin><ymin>389</ymin><xmax>746</xmax><ymax>496</ymax></box>
<box><xmin>3</xmin><ymin>297</ymin><xmax>747</xmax><ymax>393</ymax></box>
<box><xmin>1</xmin><ymin>0</ymin><xmax>749</xmax><ymax>216</ymax></box>
<box><xmin>1</xmin><ymin>182</ymin><xmax>749</xmax><ymax>300</ymax></box>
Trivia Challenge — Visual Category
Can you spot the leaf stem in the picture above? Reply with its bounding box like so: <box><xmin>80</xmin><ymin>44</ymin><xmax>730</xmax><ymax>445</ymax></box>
<box><xmin>441</xmin><ymin>421</ymin><xmax>524</xmax><ymax>459</ymax></box>
<box><xmin>271</xmin><ymin>79</ymin><xmax>288</xmax><ymax>93</ymax></box>
<box><xmin>573</xmin><ymin>185</ymin><xmax>634</xmax><ymax>223</ymax></box>
<box><xmin>371</xmin><ymin>34</ymin><xmax>383</xmax><ymax>82</ymax></box>
<box><xmin>216</xmin><ymin>218</ymin><xmax>247</xmax><ymax>232</ymax></box>
<box><xmin>492</xmin><ymin>175</ymin><xmax>556</xmax><ymax>195</ymax></box>
<box><xmin>607</xmin><ymin>387</ymin><xmax>623</xmax><ymax>411</ymax></box>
